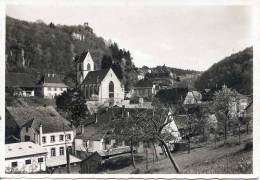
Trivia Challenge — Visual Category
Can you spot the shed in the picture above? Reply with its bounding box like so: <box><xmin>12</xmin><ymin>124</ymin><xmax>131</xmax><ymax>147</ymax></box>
<box><xmin>80</xmin><ymin>152</ymin><xmax>102</xmax><ymax>173</ymax></box>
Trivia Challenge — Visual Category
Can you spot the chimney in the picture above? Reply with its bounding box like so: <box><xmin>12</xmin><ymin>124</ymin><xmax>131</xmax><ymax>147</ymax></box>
<box><xmin>39</xmin><ymin>123</ymin><xmax>43</xmax><ymax>146</ymax></box>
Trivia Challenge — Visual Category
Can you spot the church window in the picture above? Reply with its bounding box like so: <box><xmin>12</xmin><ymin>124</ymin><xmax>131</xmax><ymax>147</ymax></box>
<box><xmin>109</xmin><ymin>81</ymin><xmax>114</xmax><ymax>98</ymax></box>
<box><xmin>87</xmin><ymin>63</ymin><xmax>91</xmax><ymax>71</ymax></box>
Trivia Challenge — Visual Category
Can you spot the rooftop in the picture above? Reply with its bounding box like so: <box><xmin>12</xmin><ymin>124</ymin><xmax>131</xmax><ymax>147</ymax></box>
<box><xmin>82</xmin><ymin>69</ymin><xmax>110</xmax><ymax>85</ymax></box>
<box><xmin>134</xmin><ymin>79</ymin><xmax>153</xmax><ymax>88</ymax></box>
<box><xmin>5</xmin><ymin>142</ymin><xmax>47</xmax><ymax>159</ymax></box>
<box><xmin>6</xmin><ymin>72</ymin><xmax>38</xmax><ymax>88</ymax></box>
<box><xmin>46</xmin><ymin>155</ymin><xmax>82</xmax><ymax>167</ymax></box>
<box><xmin>38</xmin><ymin>73</ymin><xmax>67</xmax><ymax>87</ymax></box>
<box><xmin>74</xmin><ymin>50</ymin><xmax>89</xmax><ymax>63</ymax></box>
<box><xmin>6</xmin><ymin>106</ymin><xmax>73</xmax><ymax>133</ymax></box>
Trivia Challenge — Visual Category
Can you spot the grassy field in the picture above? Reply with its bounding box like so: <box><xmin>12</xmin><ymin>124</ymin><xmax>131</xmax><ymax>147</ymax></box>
<box><xmin>105</xmin><ymin>134</ymin><xmax>252</xmax><ymax>174</ymax></box>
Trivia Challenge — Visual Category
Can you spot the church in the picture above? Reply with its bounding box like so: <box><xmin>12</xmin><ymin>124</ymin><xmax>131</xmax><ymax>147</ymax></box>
<box><xmin>75</xmin><ymin>51</ymin><xmax>124</xmax><ymax>105</ymax></box>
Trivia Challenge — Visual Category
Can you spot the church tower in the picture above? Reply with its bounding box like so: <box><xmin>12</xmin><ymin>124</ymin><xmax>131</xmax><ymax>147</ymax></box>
<box><xmin>75</xmin><ymin>51</ymin><xmax>94</xmax><ymax>85</ymax></box>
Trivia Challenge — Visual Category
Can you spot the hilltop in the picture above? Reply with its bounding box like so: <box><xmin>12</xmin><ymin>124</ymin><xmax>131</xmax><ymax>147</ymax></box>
<box><xmin>195</xmin><ymin>47</ymin><xmax>253</xmax><ymax>95</ymax></box>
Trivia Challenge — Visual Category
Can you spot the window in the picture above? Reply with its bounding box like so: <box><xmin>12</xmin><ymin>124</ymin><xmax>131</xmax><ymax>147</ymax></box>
<box><xmin>66</xmin><ymin>134</ymin><xmax>71</xmax><ymax>140</ymax></box>
<box><xmin>54</xmin><ymin>88</ymin><xmax>57</xmax><ymax>91</ymax></box>
<box><xmin>26</xmin><ymin>127</ymin><xmax>29</xmax><ymax>133</ymax></box>
<box><xmin>50</xmin><ymin>136</ymin><xmax>55</xmax><ymax>142</ymax></box>
<box><xmin>87</xmin><ymin>63</ymin><xmax>91</xmax><ymax>71</ymax></box>
<box><xmin>25</xmin><ymin>159</ymin><xmax>31</xmax><ymax>165</ymax></box>
<box><xmin>59</xmin><ymin>147</ymin><xmax>64</xmax><ymax>155</ymax></box>
<box><xmin>11</xmin><ymin>162</ymin><xmax>17</xmax><ymax>168</ymax></box>
<box><xmin>109</xmin><ymin>81</ymin><xmax>114</xmax><ymax>98</ymax></box>
<box><xmin>25</xmin><ymin>135</ymin><xmax>30</xmax><ymax>142</ymax></box>
<box><xmin>68</xmin><ymin>146</ymin><xmax>72</xmax><ymax>154</ymax></box>
<box><xmin>42</xmin><ymin>136</ymin><xmax>46</xmax><ymax>144</ymax></box>
<box><xmin>60</xmin><ymin>88</ymin><xmax>63</xmax><ymax>91</ymax></box>
<box><xmin>48</xmin><ymin>87</ymin><xmax>51</xmax><ymax>91</ymax></box>
<box><xmin>38</xmin><ymin>157</ymin><xmax>44</xmax><ymax>163</ymax></box>
<box><xmin>59</xmin><ymin>135</ymin><xmax>64</xmax><ymax>141</ymax></box>
<box><xmin>51</xmin><ymin>148</ymin><xmax>56</xmax><ymax>157</ymax></box>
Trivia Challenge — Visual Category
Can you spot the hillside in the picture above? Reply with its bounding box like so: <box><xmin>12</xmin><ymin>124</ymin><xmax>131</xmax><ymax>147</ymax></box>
<box><xmin>6</xmin><ymin>16</ymin><xmax>201</xmax><ymax>90</ymax></box>
<box><xmin>5</xmin><ymin>16</ymin><xmax>136</xmax><ymax>89</ymax></box>
<box><xmin>194</xmin><ymin>47</ymin><xmax>253</xmax><ymax>95</ymax></box>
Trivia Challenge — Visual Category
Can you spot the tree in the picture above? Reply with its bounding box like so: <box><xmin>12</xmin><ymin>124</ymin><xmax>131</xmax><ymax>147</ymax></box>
<box><xmin>136</xmin><ymin>98</ymin><xmax>181</xmax><ymax>173</ymax></box>
<box><xmin>56</xmin><ymin>89</ymin><xmax>88</xmax><ymax>127</ymax></box>
<box><xmin>213</xmin><ymin>85</ymin><xmax>239</xmax><ymax>142</ymax></box>
<box><xmin>109</xmin><ymin>107</ymin><xmax>145</xmax><ymax>169</ymax></box>
<box><xmin>101</xmin><ymin>55</ymin><xmax>112</xmax><ymax>69</ymax></box>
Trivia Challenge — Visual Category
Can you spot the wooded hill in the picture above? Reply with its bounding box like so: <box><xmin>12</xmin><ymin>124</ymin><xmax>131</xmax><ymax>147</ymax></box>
<box><xmin>5</xmin><ymin>16</ymin><xmax>206</xmax><ymax>91</ymax></box>
<box><xmin>194</xmin><ymin>47</ymin><xmax>253</xmax><ymax>95</ymax></box>
<box><xmin>6</xmin><ymin>16</ymin><xmax>136</xmax><ymax>89</ymax></box>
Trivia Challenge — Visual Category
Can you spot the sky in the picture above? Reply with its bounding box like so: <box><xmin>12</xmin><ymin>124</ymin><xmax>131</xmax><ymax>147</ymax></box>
<box><xmin>6</xmin><ymin>1</ymin><xmax>254</xmax><ymax>71</ymax></box>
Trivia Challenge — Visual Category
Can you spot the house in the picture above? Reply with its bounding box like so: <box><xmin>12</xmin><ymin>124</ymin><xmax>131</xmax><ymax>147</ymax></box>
<box><xmin>5</xmin><ymin>106</ymin><xmax>80</xmax><ymax>168</ymax></box>
<box><xmin>144</xmin><ymin>65</ymin><xmax>176</xmax><ymax>87</ymax></box>
<box><xmin>36</xmin><ymin>73</ymin><xmax>68</xmax><ymax>99</ymax></box>
<box><xmin>5</xmin><ymin>142</ymin><xmax>47</xmax><ymax>173</ymax></box>
<box><xmin>132</xmin><ymin>79</ymin><xmax>157</xmax><ymax>99</ymax></box>
<box><xmin>183</xmin><ymin>91</ymin><xmax>202</xmax><ymax>105</ymax></box>
<box><xmin>75</xmin><ymin>51</ymin><xmax>124</xmax><ymax>105</ymax></box>
<box><xmin>75</xmin><ymin>108</ymin><xmax>130</xmax><ymax>158</ymax></box>
<box><xmin>6</xmin><ymin>72</ymin><xmax>37</xmax><ymax>97</ymax></box>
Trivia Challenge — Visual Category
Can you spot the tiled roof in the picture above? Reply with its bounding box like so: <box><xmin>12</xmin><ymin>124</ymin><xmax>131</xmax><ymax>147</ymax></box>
<box><xmin>5</xmin><ymin>142</ymin><xmax>47</xmax><ymax>159</ymax></box>
<box><xmin>38</xmin><ymin>73</ymin><xmax>67</xmax><ymax>86</ymax></box>
<box><xmin>134</xmin><ymin>79</ymin><xmax>153</xmax><ymax>88</ymax></box>
<box><xmin>41</xmin><ymin>83</ymin><xmax>68</xmax><ymax>88</ymax></box>
<box><xmin>6</xmin><ymin>72</ymin><xmax>38</xmax><ymax>88</ymax></box>
<box><xmin>82</xmin><ymin>69</ymin><xmax>110</xmax><ymax>85</ymax></box>
<box><xmin>76</xmin><ymin>108</ymin><xmax>115</xmax><ymax>141</ymax></box>
<box><xmin>6</xmin><ymin>106</ymin><xmax>73</xmax><ymax>133</ymax></box>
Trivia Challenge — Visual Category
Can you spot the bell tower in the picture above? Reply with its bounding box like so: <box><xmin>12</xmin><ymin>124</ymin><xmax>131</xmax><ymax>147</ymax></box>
<box><xmin>76</xmin><ymin>51</ymin><xmax>94</xmax><ymax>85</ymax></box>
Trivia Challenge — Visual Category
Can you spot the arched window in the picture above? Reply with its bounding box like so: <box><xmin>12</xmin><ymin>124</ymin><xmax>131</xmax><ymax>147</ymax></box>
<box><xmin>87</xmin><ymin>63</ymin><xmax>91</xmax><ymax>71</ymax></box>
<box><xmin>109</xmin><ymin>81</ymin><xmax>114</xmax><ymax>98</ymax></box>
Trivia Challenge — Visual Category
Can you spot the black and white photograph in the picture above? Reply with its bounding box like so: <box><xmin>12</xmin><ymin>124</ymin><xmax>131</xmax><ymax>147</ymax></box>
<box><xmin>1</xmin><ymin>0</ymin><xmax>258</xmax><ymax>178</ymax></box>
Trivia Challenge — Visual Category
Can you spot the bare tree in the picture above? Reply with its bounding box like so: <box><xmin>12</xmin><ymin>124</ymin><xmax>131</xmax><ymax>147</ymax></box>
<box><xmin>213</xmin><ymin>85</ymin><xmax>239</xmax><ymax>142</ymax></box>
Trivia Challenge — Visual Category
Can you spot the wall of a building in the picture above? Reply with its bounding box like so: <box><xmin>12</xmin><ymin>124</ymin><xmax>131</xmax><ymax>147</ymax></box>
<box><xmin>5</xmin><ymin>154</ymin><xmax>47</xmax><ymax>173</ymax></box>
<box><xmin>20</xmin><ymin>127</ymin><xmax>39</xmax><ymax>144</ymax></box>
<box><xmin>43</xmin><ymin>86</ymin><xmax>67</xmax><ymax>99</ymax></box>
<box><xmin>99</xmin><ymin>69</ymin><xmax>124</xmax><ymax>103</ymax></box>
<box><xmin>41</xmin><ymin>131</ymin><xmax>74</xmax><ymax>158</ymax></box>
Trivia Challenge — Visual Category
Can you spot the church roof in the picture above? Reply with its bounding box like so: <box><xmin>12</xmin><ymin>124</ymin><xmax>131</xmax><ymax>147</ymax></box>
<box><xmin>74</xmin><ymin>50</ymin><xmax>89</xmax><ymax>63</ymax></box>
<box><xmin>82</xmin><ymin>69</ymin><xmax>110</xmax><ymax>85</ymax></box>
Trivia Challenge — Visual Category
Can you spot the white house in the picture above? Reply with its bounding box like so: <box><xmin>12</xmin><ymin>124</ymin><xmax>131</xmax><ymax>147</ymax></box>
<box><xmin>36</xmin><ymin>73</ymin><xmax>68</xmax><ymax>99</ymax></box>
<box><xmin>5</xmin><ymin>142</ymin><xmax>47</xmax><ymax>173</ymax></box>
<box><xmin>183</xmin><ymin>91</ymin><xmax>202</xmax><ymax>105</ymax></box>
<box><xmin>75</xmin><ymin>51</ymin><xmax>124</xmax><ymax>105</ymax></box>
<box><xmin>6</xmin><ymin>106</ymin><xmax>81</xmax><ymax>169</ymax></box>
